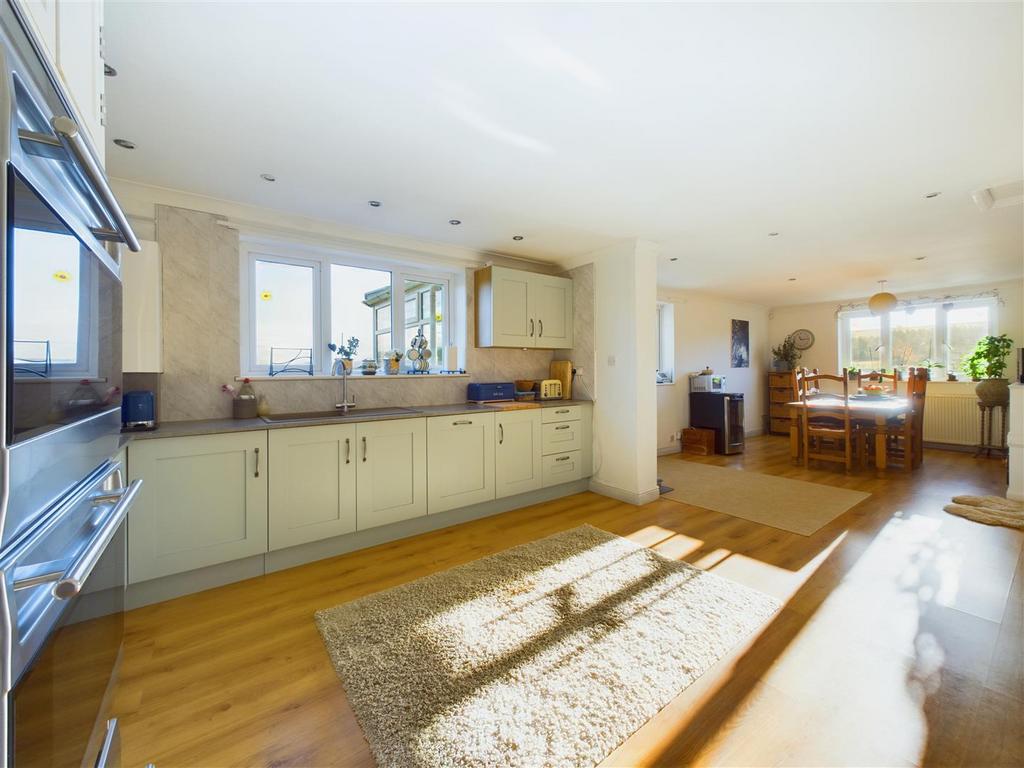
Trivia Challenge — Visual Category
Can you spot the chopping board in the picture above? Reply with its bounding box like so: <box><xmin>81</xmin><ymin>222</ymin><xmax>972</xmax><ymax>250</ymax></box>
<box><xmin>550</xmin><ymin>360</ymin><xmax>573</xmax><ymax>400</ymax></box>
<box><xmin>487</xmin><ymin>401</ymin><xmax>541</xmax><ymax>410</ymax></box>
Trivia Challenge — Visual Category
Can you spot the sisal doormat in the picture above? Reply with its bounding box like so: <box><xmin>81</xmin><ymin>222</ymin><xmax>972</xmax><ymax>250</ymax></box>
<box><xmin>657</xmin><ymin>457</ymin><xmax>870</xmax><ymax>536</ymax></box>
<box><xmin>315</xmin><ymin>524</ymin><xmax>779</xmax><ymax>768</ymax></box>
<box><xmin>944</xmin><ymin>495</ymin><xmax>1024</xmax><ymax>529</ymax></box>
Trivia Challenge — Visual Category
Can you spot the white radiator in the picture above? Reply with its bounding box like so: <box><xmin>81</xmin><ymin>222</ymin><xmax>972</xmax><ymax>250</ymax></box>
<box><xmin>923</xmin><ymin>389</ymin><xmax>1003</xmax><ymax>447</ymax></box>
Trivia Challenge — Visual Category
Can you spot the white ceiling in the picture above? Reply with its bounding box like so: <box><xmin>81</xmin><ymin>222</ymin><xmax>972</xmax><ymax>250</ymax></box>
<box><xmin>104</xmin><ymin>2</ymin><xmax>1023</xmax><ymax>306</ymax></box>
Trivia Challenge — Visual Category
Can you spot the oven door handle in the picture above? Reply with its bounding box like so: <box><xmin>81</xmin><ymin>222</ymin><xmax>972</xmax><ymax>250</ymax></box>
<box><xmin>52</xmin><ymin>479</ymin><xmax>142</xmax><ymax>600</ymax></box>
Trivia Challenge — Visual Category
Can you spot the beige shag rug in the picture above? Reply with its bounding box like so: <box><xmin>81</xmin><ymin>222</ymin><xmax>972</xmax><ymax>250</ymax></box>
<box><xmin>943</xmin><ymin>495</ymin><xmax>1024</xmax><ymax>529</ymax></box>
<box><xmin>657</xmin><ymin>457</ymin><xmax>870</xmax><ymax>536</ymax></box>
<box><xmin>315</xmin><ymin>524</ymin><xmax>779</xmax><ymax>768</ymax></box>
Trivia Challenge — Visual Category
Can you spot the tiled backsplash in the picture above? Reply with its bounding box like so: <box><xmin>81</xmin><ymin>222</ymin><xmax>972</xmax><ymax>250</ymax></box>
<box><xmin>150</xmin><ymin>204</ymin><xmax>566</xmax><ymax>421</ymax></box>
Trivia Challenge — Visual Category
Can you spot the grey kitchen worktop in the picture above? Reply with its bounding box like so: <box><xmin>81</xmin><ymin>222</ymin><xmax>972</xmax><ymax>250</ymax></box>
<box><xmin>126</xmin><ymin>400</ymin><xmax>594</xmax><ymax>441</ymax></box>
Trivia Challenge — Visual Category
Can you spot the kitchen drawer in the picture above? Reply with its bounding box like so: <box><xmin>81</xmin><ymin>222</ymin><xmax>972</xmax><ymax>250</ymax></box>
<box><xmin>770</xmin><ymin>417</ymin><xmax>793</xmax><ymax>435</ymax></box>
<box><xmin>542</xmin><ymin>450</ymin><xmax>584</xmax><ymax>487</ymax></box>
<box><xmin>542</xmin><ymin>404</ymin><xmax>581</xmax><ymax>423</ymax></box>
<box><xmin>542</xmin><ymin>420</ymin><xmax>582</xmax><ymax>454</ymax></box>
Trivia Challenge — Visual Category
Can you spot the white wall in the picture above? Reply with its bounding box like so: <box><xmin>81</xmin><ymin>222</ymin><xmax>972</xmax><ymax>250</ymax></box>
<box><xmin>656</xmin><ymin>291</ymin><xmax>770</xmax><ymax>453</ymax></box>
<box><xmin>768</xmin><ymin>278</ymin><xmax>1024</xmax><ymax>374</ymax></box>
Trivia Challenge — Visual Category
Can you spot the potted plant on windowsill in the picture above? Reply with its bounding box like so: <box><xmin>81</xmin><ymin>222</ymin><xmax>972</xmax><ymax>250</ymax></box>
<box><xmin>918</xmin><ymin>359</ymin><xmax>945</xmax><ymax>381</ymax></box>
<box><xmin>771</xmin><ymin>335</ymin><xmax>801</xmax><ymax>372</ymax></box>
<box><xmin>962</xmin><ymin>334</ymin><xmax>1014</xmax><ymax>407</ymax></box>
<box><xmin>328</xmin><ymin>337</ymin><xmax>359</xmax><ymax>374</ymax></box>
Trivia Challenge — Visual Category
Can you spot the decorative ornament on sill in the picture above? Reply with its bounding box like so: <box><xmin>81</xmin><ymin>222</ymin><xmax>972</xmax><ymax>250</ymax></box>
<box><xmin>868</xmin><ymin>280</ymin><xmax>899</xmax><ymax>315</ymax></box>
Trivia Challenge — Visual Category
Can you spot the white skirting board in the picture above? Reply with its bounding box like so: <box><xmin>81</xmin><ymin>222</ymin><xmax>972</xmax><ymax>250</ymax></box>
<box><xmin>126</xmin><ymin>479</ymin><xmax>590</xmax><ymax>610</ymax></box>
<box><xmin>588</xmin><ymin>478</ymin><xmax>661</xmax><ymax>506</ymax></box>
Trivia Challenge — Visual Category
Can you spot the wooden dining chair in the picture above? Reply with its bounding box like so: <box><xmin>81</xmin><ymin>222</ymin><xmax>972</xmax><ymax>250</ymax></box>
<box><xmin>801</xmin><ymin>370</ymin><xmax>854</xmax><ymax>472</ymax></box>
<box><xmin>857</xmin><ymin>369</ymin><xmax>901</xmax><ymax>392</ymax></box>
<box><xmin>860</xmin><ymin>367</ymin><xmax>927</xmax><ymax>472</ymax></box>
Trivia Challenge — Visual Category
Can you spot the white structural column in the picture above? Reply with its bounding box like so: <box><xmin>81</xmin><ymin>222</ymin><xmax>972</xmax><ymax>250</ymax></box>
<box><xmin>1008</xmin><ymin>384</ymin><xmax>1024</xmax><ymax>501</ymax></box>
<box><xmin>563</xmin><ymin>239</ymin><xmax>659</xmax><ymax>505</ymax></box>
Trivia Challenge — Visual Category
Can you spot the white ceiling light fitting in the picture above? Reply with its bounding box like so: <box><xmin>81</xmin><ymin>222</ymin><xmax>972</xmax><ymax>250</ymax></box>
<box><xmin>971</xmin><ymin>180</ymin><xmax>1024</xmax><ymax>211</ymax></box>
<box><xmin>923</xmin><ymin>191</ymin><xmax>941</xmax><ymax>199</ymax></box>
<box><xmin>768</xmin><ymin>232</ymin><xmax>780</xmax><ymax>237</ymax></box>
<box><xmin>512</xmin><ymin>235</ymin><xmax>523</xmax><ymax>241</ymax></box>
<box><xmin>368</xmin><ymin>200</ymin><xmax>382</xmax><ymax>207</ymax></box>
<box><xmin>112</xmin><ymin>138</ymin><xmax>135</xmax><ymax>149</ymax></box>
<box><xmin>259</xmin><ymin>173</ymin><xmax>276</xmax><ymax>182</ymax></box>
<box><xmin>448</xmin><ymin>219</ymin><xmax>461</xmax><ymax>225</ymax></box>
<box><xmin>868</xmin><ymin>280</ymin><xmax>898</xmax><ymax>315</ymax></box>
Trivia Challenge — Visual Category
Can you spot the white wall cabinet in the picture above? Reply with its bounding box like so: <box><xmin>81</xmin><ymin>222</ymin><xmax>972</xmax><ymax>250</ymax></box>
<box><xmin>356</xmin><ymin>418</ymin><xmax>427</xmax><ymax>530</ymax></box>
<box><xmin>122</xmin><ymin>239</ymin><xmax>162</xmax><ymax>372</ymax></box>
<box><xmin>495</xmin><ymin>409</ymin><xmax>543</xmax><ymax>499</ymax></box>
<box><xmin>475</xmin><ymin>266</ymin><xmax>573</xmax><ymax>349</ymax></box>
<box><xmin>269</xmin><ymin>424</ymin><xmax>356</xmax><ymax>550</ymax></box>
<box><xmin>127</xmin><ymin>432</ymin><xmax>268</xmax><ymax>583</ymax></box>
<box><xmin>15</xmin><ymin>0</ymin><xmax>106</xmax><ymax>165</ymax></box>
<box><xmin>427</xmin><ymin>413</ymin><xmax>495</xmax><ymax>514</ymax></box>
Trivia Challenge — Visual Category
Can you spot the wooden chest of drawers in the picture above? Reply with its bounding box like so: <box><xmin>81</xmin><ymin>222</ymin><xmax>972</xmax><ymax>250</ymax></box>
<box><xmin>767</xmin><ymin>371</ymin><xmax>796</xmax><ymax>436</ymax></box>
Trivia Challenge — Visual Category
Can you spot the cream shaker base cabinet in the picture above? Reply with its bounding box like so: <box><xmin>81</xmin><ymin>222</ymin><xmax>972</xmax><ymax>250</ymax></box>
<box><xmin>269</xmin><ymin>424</ymin><xmax>356</xmax><ymax>551</ymax></box>
<box><xmin>427</xmin><ymin>413</ymin><xmax>495</xmax><ymax>514</ymax></box>
<box><xmin>475</xmin><ymin>266</ymin><xmax>573</xmax><ymax>349</ymax></box>
<box><xmin>127</xmin><ymin>432</ymin><xmax>268</xmax><ymax>584</ymax></box>
<box><xmin>495</xmin><ymin>410</ymin><xmax>543</xmax><ymax>499</ymax></box>
<box><xmin>356</xmin><ymin>418</ymin><xmax>427</xmax><ymax>530</ymax></box>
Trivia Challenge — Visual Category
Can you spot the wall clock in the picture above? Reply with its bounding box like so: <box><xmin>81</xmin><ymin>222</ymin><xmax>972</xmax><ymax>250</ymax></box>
<box><xmin>792</xmin><ymin>328</ymin><xmax>815</xmax><ymax>350</ymax></box>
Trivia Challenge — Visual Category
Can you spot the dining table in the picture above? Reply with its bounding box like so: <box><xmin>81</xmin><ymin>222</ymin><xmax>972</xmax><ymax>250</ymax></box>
<box><xmin>787</xmin><ymin>394</ymin><xmax>913</xmax><ymax>470</ymax></box>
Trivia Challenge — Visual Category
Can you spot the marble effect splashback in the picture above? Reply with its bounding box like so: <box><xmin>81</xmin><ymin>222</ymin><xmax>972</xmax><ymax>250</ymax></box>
<box><xmin>153</xmin><ymin>205</ymin><xmax>565</xmax><ymax>421</ymax></box>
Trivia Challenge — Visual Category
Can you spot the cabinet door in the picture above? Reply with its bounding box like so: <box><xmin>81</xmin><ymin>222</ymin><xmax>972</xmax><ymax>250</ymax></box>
<box><xmin>356</xmin><ymin>418</ymin><xmax>426</xmax><ymax>530</ymax></box>
<box><xmin>127</xmin><ymin>432</ymin><xmax>268</xmax><ymax>583</ymax></box>
<box><xmin>489</xmin><ymin>267</ymin><xmax>534</xmax><ymax>347</ymax></box>
<box><xmin>427</xmin><ymin>413</ymin><xmax>495</xmax><ymax>514</ymax></box>
<box><xmin>495</xmin><ymin>410</ymin><xmax>542</xmax><ymax>499</ymax></box>
<box><xmin>530</xmin><ymin>273</ymin><xmax>573</xmax><ymax>348</ymax></box>
<box><xmin>269</xmin><ymin>424</ymin><xmax>356</xmax><ymax>551</ymax></box>
<box><xmin>56</xmin><ymin>0</ymin><xmax>104</xmax><ymax>165</ymax></box>
<box><xmin>17</xmin><ymin>0</ymin><xmax>58</xmax><ymax>63</ymax></box>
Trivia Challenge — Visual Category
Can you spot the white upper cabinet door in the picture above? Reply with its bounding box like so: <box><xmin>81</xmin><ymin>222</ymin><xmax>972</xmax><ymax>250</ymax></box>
<box><xmin>268</xmin><ymin>424</ymin><xmax>357</xmax><ymax>551</ymax></box>
<box><xmin>356</xmin><ymin>418</ymin><xmax>427</xmax><ymax>530</ymax></box>
<box><xmin>17</xmin><ymin>0</ymin><xmax>58</xmax><ymax>63</ymax></box>
<box><xmin>55</xmin><ymin>0</ymin><xmax>104</xmax><ymax>165</ymax></box>
<box><xmin>127</xmin><ymin>432</ymin><xmax>268</xmax><ymax>583</ymax></box>
<box><xmin>427</xmin><ymin>413</ymin><xmax>495</xmax><ymax>514</ymax></box>
<box><xmin>495</xmin><ymin>409</ymin><xmax>542</xmax><ymax>499</ymax></box>
<box><xmin>531</xmin><ymin>273</ymin><xmax>573</xmax><ymax>349</ymax></box>
<box><xmin>476</xmin><ymin>266</ymin><xmax>534</xmax><ymax>348</ymax></box>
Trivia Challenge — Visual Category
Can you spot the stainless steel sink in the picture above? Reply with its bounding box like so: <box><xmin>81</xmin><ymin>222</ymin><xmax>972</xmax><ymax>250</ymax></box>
<box><xmin>261</xmin><ymin>407</ymin><xmax>421</xmax><ymax>424</ymax></box>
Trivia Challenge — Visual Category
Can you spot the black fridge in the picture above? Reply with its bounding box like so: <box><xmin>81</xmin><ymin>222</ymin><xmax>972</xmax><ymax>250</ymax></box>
<box><xmin>689</xmin><ymin>392</ymin><xmax>745</xmax><ymax>454</ymax></box>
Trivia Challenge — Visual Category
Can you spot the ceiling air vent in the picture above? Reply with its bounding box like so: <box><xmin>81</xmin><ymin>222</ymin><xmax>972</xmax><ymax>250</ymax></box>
<box><xmin>971</xmin><ymin>179</ymin><xmax>1023</xmax><ymax>211</ymax></box>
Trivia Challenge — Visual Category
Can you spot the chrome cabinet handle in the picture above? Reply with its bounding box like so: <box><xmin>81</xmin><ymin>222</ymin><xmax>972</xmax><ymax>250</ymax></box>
<box><xmin>345</xmin><ymin>437</ymin><xmax>351</xmax><ymax>464</ymax></box>
<box><xmin>555</xmin><ymin>409</ymin><xmax>570</xmax><ymax>414</ymax></box>
<box><xmin>453</xmin><ymin>420</ymin><xmax>473</xmax><ymax>426</ymax></box>
<box><xmin>555</xmin><ymin>424</ymin><xmax>570</xmax><ymax>430</ymax></box>
<box><xmin>555</xmin><ymin>455</ymin><xmax>571</xmax><ymax>462</ymax></box>
<box><xmin>54</xmin><ymin>480</ymin><xmax>142</xmax><ymax>600</ymax></box>
<box><xmin>538</xmin><ymin>319</ymin><xmax>543</xmax><ymax>337</ymax></box>
<box><xmin>529</xmin><ymin>318</ymin><xmax>535</xmax><ymax>337</ymax></box>
<box><xmin>50</xmin><ymin>117</ymin><xmax>141</xmax><ymax>252</ymax></box>
<box><xmin>499</xmin><ymin>423</ymin><xmax>504</xmax><ymax>444</ymax></box>
<box><xmin>254</xmin><ymin>447</ymin><xmax>260</xmax><ymax>478</ymax></box>
<box><xmin>362</xmin><ymin>436</ymin><xmax>367</xmax><ymax>462</ymax></box>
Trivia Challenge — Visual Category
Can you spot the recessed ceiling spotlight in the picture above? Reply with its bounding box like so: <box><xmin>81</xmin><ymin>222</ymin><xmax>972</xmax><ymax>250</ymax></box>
<box><xmin>512</xmin><ymin>235</ymin><xmax>524</xmax><ymax>241</ymax></box>
<box><xmin>787</xmin><ymin>277</ymin><xmax>797</xmax><ymax>281</ymax></box>
<box><xmin>915</xmin><ymin>256</ymin><xmax>927</xmax><ymax>261</ymax></box>
<box><xmin>448</xmin><ymin>219</ymin><xmax>461</xmax><ymax>226</ymax></box>
<box><xmin>669</xmin><ymin>257</ymin><xmax>678</xmax><ymax>261</ymax></box>
<box><xmin>112</xmin><ymin>138</ymin><xmax>135</xmax><ymax>150</ymax></box>
<box><xmin>924</xmin><ymin>191</ymin><xmax>941</xmax><ymax>199</ymax></box>
<box><xmin>368</xmin><ymin>200</ymin><xmax>382</xmax><ymax>207</ymax></box>
<box><xmin>768</xmin><ymin>232</ymin><xmax>780</xmax><ymax>237</ymax></box>
<box><xmin>104</xmin><ymin>63</ymin><xmax>117</xmax><ymax>77</ymax></box>
<box><xmin>259</xmin><ymin>173</ymin><xmax>276</xmax><ymax>182</ymax></box>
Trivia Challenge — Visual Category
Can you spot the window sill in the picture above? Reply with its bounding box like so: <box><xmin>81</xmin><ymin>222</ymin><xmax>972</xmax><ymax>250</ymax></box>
<box><xmin>656</xmin><ymin>381</ymin><xmax>676</xmax><ymax>387</ymax></box>
<box><xmin>237</xmin><ymin>373</ymin><xmax>470</xmax><ymax>382</ymax></box>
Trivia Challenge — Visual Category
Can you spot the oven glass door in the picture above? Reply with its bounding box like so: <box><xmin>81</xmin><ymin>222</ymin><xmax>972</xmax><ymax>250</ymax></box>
<box><xmin>7</xmin><ymin>167</ymin><xmax>122</xmax><ymax>445</ymax></box>
<box><xmin>8</xmin><ymin>519</ymin><xmax>125</xmax><ymax>767</ymax></box>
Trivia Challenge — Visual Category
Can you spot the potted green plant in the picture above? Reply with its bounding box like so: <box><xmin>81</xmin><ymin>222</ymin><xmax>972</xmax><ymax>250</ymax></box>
<box><xmin>962</xmin><ymin>334</ymin><xmax>1014</xmax><ymax>407</ymax></box>
<box><xmin>918</xmin><ymin>359</ymin><xmax>945</xmax><ymax>381</ymax></box>
<box><xmin>771</xmin><ymin>335</ymin><xmax>801</xmax><ymax>372</ymax></box>
<box><xmin>328</xmin><ymin>337</ymin><xmax>359</xmax><ymax>374</ymax></box>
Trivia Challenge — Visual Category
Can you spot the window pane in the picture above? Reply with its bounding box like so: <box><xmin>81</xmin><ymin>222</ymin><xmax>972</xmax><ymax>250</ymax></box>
<box><xmin>890</xmin><ymin>308</ymin><xmax>936</xmax><ymax>368</ymax></box>
<box><xmin>845</xmin><ymin>315</ymin><xmax>882</xmax><ymax>370</ymax></box>
<box><xmin>13</xmin><ymin>229</ymin><xmax>83</xmax><ymax>365</ymax></box>
<box><xmin>331</xmin><ymin>264</ymin><xmax>392</xmax><ymax>363</ymax></box>
<box><xmin>254</xmin><ymin>260</ymin><xmax>314</xmax><ymax>370</ymax></box>
<box><xmin>403</xmin><ymin>278</ymin><xmax>446</xmax><ymax>368</ymax></box>
<box><xmin>948</xmin><ymin>305</ymin><xmax>990</xmax><ymax>375</ymax></box>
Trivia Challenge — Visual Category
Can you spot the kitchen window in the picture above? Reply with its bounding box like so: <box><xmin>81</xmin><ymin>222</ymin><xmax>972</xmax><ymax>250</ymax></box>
<box><xmin>241</xmin><ymin>243</ymin><xmax>453</xmax><ymax>376</ymax></box>
<box><xmin>838</xmin><ymin>298</ymin><xmax>996</xmax><ymax>376</ymax></box>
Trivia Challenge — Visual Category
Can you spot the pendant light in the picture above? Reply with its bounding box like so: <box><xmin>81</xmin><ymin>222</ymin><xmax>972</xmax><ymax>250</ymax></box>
<box><xmin>868</xmin><ymin>280</ymin><xmax>898</xmax><ymax>315</ymax></box>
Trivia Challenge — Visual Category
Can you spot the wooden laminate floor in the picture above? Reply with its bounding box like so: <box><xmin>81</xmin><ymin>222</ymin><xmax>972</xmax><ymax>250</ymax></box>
<box><xmin>113</xmin><ymin>436</ymin><xmax>1023</xmax><ymax>767</ymax></box>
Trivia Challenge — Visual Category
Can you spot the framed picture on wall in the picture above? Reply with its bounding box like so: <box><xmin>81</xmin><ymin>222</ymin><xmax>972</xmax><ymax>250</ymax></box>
<box><xmin>731</xmin><ymin>319</ymin><xmax>750</xmax><ymax>368</ymax></box>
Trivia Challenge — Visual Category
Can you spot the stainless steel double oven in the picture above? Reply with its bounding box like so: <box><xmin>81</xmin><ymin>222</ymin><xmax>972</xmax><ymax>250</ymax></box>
<box><xmin>0</xmin><ymin>2</ymin><xmax>142</xmax><ymax>766</ymax></box>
